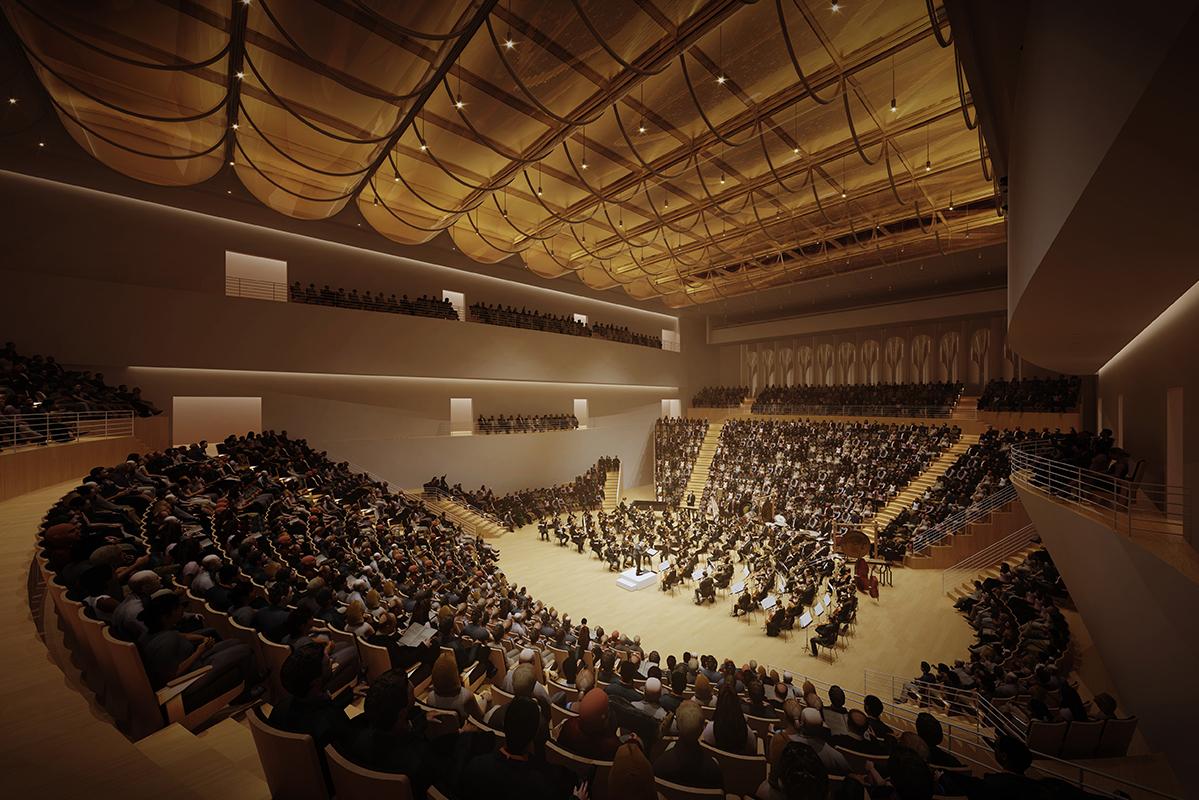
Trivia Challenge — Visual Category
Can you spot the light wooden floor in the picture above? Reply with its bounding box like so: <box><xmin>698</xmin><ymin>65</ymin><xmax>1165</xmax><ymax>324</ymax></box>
<box><xmin>495</xmin><ymin>506</ymin><xmax>975</xmax><ymax>695</ymax></box>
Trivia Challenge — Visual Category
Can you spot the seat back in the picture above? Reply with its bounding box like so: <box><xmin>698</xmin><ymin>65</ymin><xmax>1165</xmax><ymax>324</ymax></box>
<box><xmin>545</xmin><ymin>739</ymin><xmax>613</xmax><ymax>800</ymax></box>
<box><xmin>76</xmin><ymin>605</ymin><xmax>115</xmax><ymax>701</ymax></box>
<box><xmin>356</xmin><ymin>637</ymin><xmax>393</xmax><ymax>683</ymax></box>
<box><xmin>489</xmin><ymin>683</ymin><xmax>515</xmax><ymax>710</ymax></box>
<box><xmin>416</xmin><ymin>701</ymin><xmax>463</xmax><ymax>738</ymax></box>
<box><xmin>1060</xmin><ymin>720</ymin><xmax>1104</xmax><ymax>759</ymax></box>
<box><xmin>1096</xmin><ymin>716</ymin><xmax>1137</xmax><ymax>758</ymax></box>
<box><xmin>201</xmin><ymin>602</ymin><xmax>235</xmax><ymax>640</ymax></box>
<box><xmin>1026</xmin><ymin>720</ymin><xmax>1068</xmax><ymax>756</ymax></box>
<box><xmin>247</xmin><ymin>709</ymin><xmax>329</xmax><ymax>800</ymax></box>
<box><xmin>745</xmin><ymin>713</ymin><xmax>778</xmax><ymax>742</ymax></box>
<box><xmin>258</xmin><ymin>632</ymin><xmax>291</xmax><ymax>704</ymax></box>
<box><xmin>488</xmin><ymin>645</ymin><xmax>508</xmax><ymax>685</ymax></box>
<box><xmin>550</xmin><ymin>701</ymin><xmax>579</xmax><ymax>729</ymax></box>
<box><xmin>325</xmin><ymin>745</ymin><xmax>413</xmax><ymax>800</ymax></box>
<box><xmin>699</xmin><ymin>740</ymin><xmax>768</xmax><ymax>797</ymax></box>
<box><xmin>100</xmin><ymin>625</ymin><xmax>163</xmax><ymax>739</ymax></box>
<box><xmin>654</xmin><ymin>777</ymin><xmax>725</xmax><ymax>799</ymax></box>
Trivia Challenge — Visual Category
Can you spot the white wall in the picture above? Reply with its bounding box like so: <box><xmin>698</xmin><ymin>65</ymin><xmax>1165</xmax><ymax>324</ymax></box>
<box><xmin>172</xmin><ymin>396</ymin><xmax>262</xmax><ymax>446</ymax></box>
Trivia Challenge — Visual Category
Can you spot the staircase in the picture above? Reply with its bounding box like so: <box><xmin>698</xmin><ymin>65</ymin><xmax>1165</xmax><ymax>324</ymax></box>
<box><xmin>683</xmin><ymin>421</ymin><xmax>724</xmax><ymax>507</ymax></box>
<box><xmin>136</xmin><ymin>719</ymin><xmax>268</xmax><ymax>799</ymax></box>
<box><xmin>870</xmin><ymin>434</ymin><xmax>979</xmax><ymax>531</ymax></box>
<box><xmin>602</xmin><ymin>464</ymin><xmax>621</xmax><ymax>512</ymax></box>
<box><xmin>952</xmin><ymin>395</ymin><xmax>979</xmax><ymax>422</ymax></box>
<box><xmin>907</xmin><ymin>495</ymin><xmax>1030</xmax><ymax>569</ymax></box>
<box><xmin>943</xmin><ymin>525</ymin><xmax>1041</xmax><ymax>598</ymax></box>
<box><xmin>421</xmin><ymin>492</ymin><xmax>509</xmax><ymax>538</ymax></box>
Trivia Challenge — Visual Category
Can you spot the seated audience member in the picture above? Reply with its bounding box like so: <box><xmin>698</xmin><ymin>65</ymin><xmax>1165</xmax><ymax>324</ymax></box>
<box><xmin>604</xmin><ymin>658</ymin><xmax>644</xmax><ymax>704</ymax></box>
<box><xmin>608</xmin><ymin>740</ymin><xmax>657</xmax><ymax>800</ymax></box>
<box><xmin>138</xmin><ymin>591</ymin><xmax>262</xmax><ymax>706</ymax></box>
<box><xmin>791</xmin><ymin>707</ymin><xmax>849</xmax><ymax>775</ymax></box>
<box><xmin>915</xmin><ymin>712</ymin><xmax>963</xmax><ymax>768</ymax></box>
<box><xmin>703</xmin><ymin>684</ymin><xmax>757</xmax><ymax>754</ymax></box>
<box><xmin>557</xmin><ymin>688</ymin><xmax>621</xmax><ymax>761</ymax></box>
<box><xmin>653</xmin><ymin>700</ymin><xmax>723</xmax><ymax>789</ymax></box>
<box><xmin>631</xmin><ymin>676</ymin><xmax>667</xmax><ymax>721</ymax></box>
<box><xmin>869</xmin><ymin>744</ymin><xmax>936</xmax><ymax>800</ymax></box>
<box><xmin>335</xmin><ymin>668</ymin><xmax>444</xmax><ymax>797</ymax></box>
<box><xmin>461</xmin><ymin>696</ymin><xmax>571</xmax><ymax>799</ymax></box>
<box><xmin>863</xmin><ymin>695</ymin><xmax>894</xmax><ymax>741</ymax></box>
<box><xmin>756</xmin><ymin>741</ymin><xmax>829</xmax><ymax>800</ymax></box>
<box><xmin>830</xmin><ymin>709</ymin><xmax>889</xmax><ymax>757</ymax></box>
<box><xmin>282</xmin><ymin>606</ymin><xmax>359</xmax><ymax>695</ymax></box>
<box><xmin>268</xmin><ymin>647</ymin><xmax>348</xmax><ymax>751</ymax></box>
<box><xmin>426</xmin><ymin>650</ymin><xmax>484</xmax><ymax>724</ymax></box>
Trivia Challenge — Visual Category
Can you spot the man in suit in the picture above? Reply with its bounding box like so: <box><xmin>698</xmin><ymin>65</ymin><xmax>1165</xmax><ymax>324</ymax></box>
<box><xmin>694</xmin><ymin>572</ymin><xmax>715</xmax><ymax>605</ymax></box>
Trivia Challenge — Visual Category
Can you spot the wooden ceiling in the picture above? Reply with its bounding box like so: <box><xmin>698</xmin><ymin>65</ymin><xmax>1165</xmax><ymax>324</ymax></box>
<box><xmin>2</xmin><ymin>0</ymin><xmax>1004</xmax><ymax>307</ymax></box>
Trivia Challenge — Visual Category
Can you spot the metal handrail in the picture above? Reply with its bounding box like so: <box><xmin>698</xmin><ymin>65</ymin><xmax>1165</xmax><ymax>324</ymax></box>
<box><xmin>1010</xmin><ymin>439</ymin><xmax>1186</xmax><ymax>537</ymax></box>
<box><xmin>223</xmin><ymin>275</ymin><xmax>290</xmax><ymax>303</ymax></box>
<box><xmin>906</xmin><ymin>483</ymin><xmax>1019</xmax><ymax>554</ymax></box>
<box><xmin>941</xmin><ymin>523</ymin><xmax>1040</xmax><ymax>594</ymax></box>
<box><xmin>751</xmin><ymin>403</ymin><xmax>956</xmax><ymax>418</ymax></box>
<box><xmin>422</xmin><ymin>485</ymin><xmax>508</xmax><ymax>530</ymax></box>
<box><xmin>0</xmin><ymin>410</ymin><xmax>135</xmax><ymax>452</ymax></box>
<box><xmin>466</xmin><ymin>306</ymin><xmax>664</xmax><ymax>349</ymax></box>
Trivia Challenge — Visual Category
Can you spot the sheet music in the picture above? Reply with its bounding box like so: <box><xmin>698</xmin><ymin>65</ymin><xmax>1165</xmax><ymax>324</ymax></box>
<box><xmin>399</xmin><ymin>623</ymin><xmax>436</xmax><ymax>647</ymax></box>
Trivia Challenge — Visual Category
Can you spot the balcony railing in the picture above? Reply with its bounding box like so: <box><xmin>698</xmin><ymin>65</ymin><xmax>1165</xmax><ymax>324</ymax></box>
<box><xmin>941</xmin><ymin>522</ymin><xmax>1040</xmax><ymax>595</ymax></box>
<box><xmin>223</xmin><ymin>275</ymin><xmax>289</xmax><ymax>302</ymax></box>
<box><xmin>465</xmin><ymin>307</ymin><xmax>664</xmax><ymax>349</ymax></box>
<box><xmin>1010</xmin><ymin>439</ymin><xmax>1186</xmax><ymax>538</ymax></box>
<box><xmin>906</xmin><ymin>483</ymin><xmax>1019</xmax><ymax>555</ymax></box>
<box><xmin>1</xmin><ymin>410</ymin><xmax>135</xmax><ymax>452</ymax></box>
<box><xmin>751</xmin><ymin>403</ymin><xmax>955</xmax><ymax>418</ymax></box>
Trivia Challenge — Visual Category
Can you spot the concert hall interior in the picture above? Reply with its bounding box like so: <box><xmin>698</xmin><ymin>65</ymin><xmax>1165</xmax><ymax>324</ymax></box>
<box><xmin>1</xmin><ymin>2</ymin><xmax>1197</xmax><ymax>799</ymax></box>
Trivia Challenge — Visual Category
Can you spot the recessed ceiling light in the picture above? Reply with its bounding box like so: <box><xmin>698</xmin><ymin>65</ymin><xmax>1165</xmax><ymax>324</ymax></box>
<box><xmin>7</xmin><ymin>98</ymin><xmax>16</xmax><ymax>105</ymax></box>
<box><xmin>38</xmin><ymin>141</ymin><xmax>44</xmax><ymax>147</ymax></box>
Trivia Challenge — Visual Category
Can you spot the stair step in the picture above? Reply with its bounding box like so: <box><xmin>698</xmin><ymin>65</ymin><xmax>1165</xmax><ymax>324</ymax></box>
<box><xmin>137</xmin><ymin>723</ymin><xmax>269</xmax><ymax>800</ymax></box>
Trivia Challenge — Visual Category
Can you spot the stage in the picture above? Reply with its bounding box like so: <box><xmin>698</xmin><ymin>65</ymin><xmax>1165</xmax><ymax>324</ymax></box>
<box><xmin>494</xmin><ymin>508</ymin><xmax>975</xmax><ymax>694</ymax></box>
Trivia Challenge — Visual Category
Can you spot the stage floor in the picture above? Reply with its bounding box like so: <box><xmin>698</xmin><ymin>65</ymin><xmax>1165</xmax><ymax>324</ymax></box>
<box><xmin>495</xmin><ymin>516</ymin><xmax>975</xmax><ymax>695</ymax></box>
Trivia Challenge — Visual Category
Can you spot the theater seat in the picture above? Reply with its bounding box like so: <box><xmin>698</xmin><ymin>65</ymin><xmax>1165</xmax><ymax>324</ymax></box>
<box><xmin>545</xmin><ymin>739</ymin><xmax>613</xmax><ymax>800</ymax></box>
<box><xmin>247</xmin><ymin>708</ymin><xmax>329</xmax><ymax>800</ymax></box>
<box><xmin>699</xmin><ymin>740</ymin><xmax>768</xmax><ymax>797</ymax></box>
<box><xmin>325</xmin><ymin>745</ymin><xmax>413</xmax><ymax>800</ymax></box>
<box><xmin>1095</xmin><ymin>716</ymin><xmax>1137</xmax><ymax>758</ymax></box>
<box><xmin>355</xmin><ymin>636</ymin><xmax>392</xmax><ymax>683</ymax></box>
<box><xmin>653</xmin><ymin>777</ymin><xmax>725</xmax><ymax>799</ymax></box>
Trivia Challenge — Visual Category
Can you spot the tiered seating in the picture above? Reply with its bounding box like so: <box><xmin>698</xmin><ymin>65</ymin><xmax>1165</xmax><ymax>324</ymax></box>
<box><xmin>978</xmin><ymin>376</ymin><xmax>1081</xmax><ymax>412</ymax></box>
<box><xmin>752</xmin><ymin>382</ymin><xmax>963</xmax><ymax>416</ymax></box>
<box><xmin>701</xmin><ymin>419</ymin><xmax>960</xmax><ymax>535</ymax></box>
<box><xmin>875</xmin><ymin>428</ymin><xmax>1015</xmax><ymax>561</ymax></box>
<box><xmin>2</xmin><ymin>342</ymin><xmax>161</xmax><ymax>450</ymax></box>
<box><xmin>33</xmin><ymin>433</ymin><xmax>1128</xmax><ymax>798</ymax></box>
<box><xmin>476</xmin><ymin>413</ymin><xmax>578</xmax><ymax>434</ymax></box>
<box><xmin>690</xmin><ymin>386</ymin><xmax>747</xmax><ymax>408</ymax></box>
<box><xmin>467</xmin><ymin>302</ymin><xmax>663</xmax><ymax>348</ymax></box>
<box><xmin>654</xmin><ymin>418</ymin><xmax>708</xmax><ymax>505</ymax></box>
<box><xmin>425</xmin><ymin>456</ymin><xmax>618</xmax><ymax>530</ymax></box>
<box><xmin>289</xmin><ymin>282</ymin><xmax>458</xmax><ymax>319</ymax></box>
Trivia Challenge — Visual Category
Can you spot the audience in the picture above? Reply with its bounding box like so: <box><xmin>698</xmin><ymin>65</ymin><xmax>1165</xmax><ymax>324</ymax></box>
<box><xmin>654</xmin><ymin>417</ymin><xmax>708</xmax><ymax>505</ymax></box>
<box><xmin>1</xmin><ymin>341</ymin><xmax>160</xmax><ymax>449</ymax></box>
<box><xmin>289</xmin><ymin>281</ymin><xmax>458</xmax><ymax>320</ymax></box>
<box><xmin>476</xmin><ymin>413</ymin><xmax>578</xmax><ymax>434</ymax></box>
<box><xmin>691</xmin><ymin>385</ymin><xmax>747</xmax><ymax>407</ymax></box>
<box><xmin>469</xmin><ymin>302</ymin><xmax>662</xmax><ymax>348</ymax></box>
<box><xmin>35</xmin><ymin>419</ymin><xmax>1122</xmax><ymax>799</ymax></box>
<box><xmin>978</xmin><ymin>377</ymin><xmax>1081</xmax><ymax>412</ymax></box>
<box><xmin>752</xmin><ymin>382</ymin><xmax>962</xmax><ymax>416</ymax></box>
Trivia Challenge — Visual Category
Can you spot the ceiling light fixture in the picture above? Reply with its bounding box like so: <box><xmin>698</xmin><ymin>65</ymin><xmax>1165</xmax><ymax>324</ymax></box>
<box><xmin>890</xmin><ymin>55</ymin><xmax>897</xmax><ymax>113</ymax></box>
<box><xmin>7</xmin><ymin>97</ymin><xmax>16</xmax><ymax>104</ymax></box>
<box><xmin>454</xmin><ymin>99</ymin><xmax>465</xmax><ymax>109</ymax></box>
<box><xmin>948</xmin><ymin>190</ymin><xmax>954</xmax><ymax>210</ymax></box>
<box><xmin>419</xmin><ymin>143</ymin><xmax>427</xmax><ymax>151</ymax></box>
<box><xmin>830</xmin><ymin>2</ymin><xmax>841</xmax><ymax>12</ymax></box>
<box><xmin>236</xmin><ymin>71</ymin><xmax>244</xmax><ymax>79</ymax></box>
<box><xmin>231</xmin><ymin>122</ymin><xmax>239</xmax><ymax>130</ymax></box>
<box><xmin>716</xmin><ymin>75</ymin><xmax>727</xmax><ymax>85</ymax></box>
<box><xmin>720</xmin><ymin>173</ymin><xmax>726</xmax><ymax>185</ymax></box>
<box><xmin>504</xmin><ymin>38</ymin><xmax>516</xmax><ymax>50</ymax></box>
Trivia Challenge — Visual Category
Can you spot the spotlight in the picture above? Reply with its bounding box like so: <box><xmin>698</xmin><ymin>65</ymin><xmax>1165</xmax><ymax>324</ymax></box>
<box><xmin>7</xmin><ymin>98</ymin><xmax>15</xmax><ymax>105</ymax></box>
<box><xmin>841</xmin><ymin>190</ymin><xmax>847</xmax><ymax>198</ymax></box>
<box><xmin>716</xmin><ymin>75</ymin><xmax>727</xmax><ymax>85</ymax></box>
<box><xmin>830</xmin><ymin>2</ymin><xmax>841</xmax><ymax>11</ymax></box>
<box><xmin>719</xmin><ymin>174</ymin><xmax>725</xmax><ymax>185</ymax></box>
<box><xmin>231</xmin><ymin>123</ymin><xmax>239</xmax><ymax>130</ymax></box>
<box><xmin>793</xmin><ymin>147</ymin><xmax>800</xmax><ymax>155</ymax></box>
<box><xmin>638</xmin><ymin>124</ymin><xmax>647</xmax><ymax>134</ymax></box>
<box><xmin>419</xmin><ymin>143</ymin><xmax>427</xmax><ymax>151</ymax></box>
<box><xmin>236</xmin><ymin>71</ymin><xmax>244</xmax><ymax>79</ymax></box>
<box><xmin>537</xmin><ymin>187</ymin><xmax>543</xmax><ymax>196</ymax></box>
<box><xmin>454</xmin><ymin>99</ymin><xmax>465</xmax><ymax>109</ymax></box>
<box><xmin>229</xmin><ymin>160</ymin><xmax>235</xmax><ymax>166</ymax></box>
<box><xmin>581</xmin><ymin>161</ymin><xmax>588</xmax><ymax>170</ymax></box>
<box><xmin>394</xmin><ymin>175</ymin><xmax>400</xmax><ymax>181</ymax></box>
<box><xmin>504</xmin><ymin>39</ymin><xmax>516</xmax><ymax>50</ymax></box>
<box><xmin>925</xmin><ymin>160</ymin><xmax>931</xmax><ymax>172</ymax></box>
<box><xmin>890</xmin><ymin>98</ymin><xmax>897</xmax><ymax>113</ymax></box>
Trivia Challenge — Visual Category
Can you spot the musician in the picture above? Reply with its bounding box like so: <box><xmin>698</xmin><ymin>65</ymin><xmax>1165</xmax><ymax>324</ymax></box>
<box><xmin>537</xmin><ymin>520</ymin><xmax>550</xmax><ymax>542</ymax></box>
<box><xmin>694</xmin><ymin>571</ymin><xmax>715</xmax><ymax>605</ymax></box>
<box><xmin>633</xmin><ymin>539</ymin><xmax>644</xmax><ymax>576</ymax></box>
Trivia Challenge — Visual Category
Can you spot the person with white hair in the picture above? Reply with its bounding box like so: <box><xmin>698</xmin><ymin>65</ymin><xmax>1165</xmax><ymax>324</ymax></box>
<box><xmin>793</xmin><ymin>707</ymin><xmax>850</xmax><ymax>774</ymax></box>
<box><xmin>501</xmin><ymin>648</ymin><xmax>552</xmax><ymax>706</ymax></box>
<box><xmin>632</xmin><ymin>677</ymin><xmax>667</xmax><ymax>720</ymax></box>
<box><xmin>190</xmin><ymin>553</ymin><xmax>221</xmax><ymax>594</ymax></box>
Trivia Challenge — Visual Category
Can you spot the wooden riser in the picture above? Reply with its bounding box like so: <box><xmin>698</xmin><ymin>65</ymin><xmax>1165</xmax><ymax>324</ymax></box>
<box><xmin>905</xmin><ymin>502</ymin><xmax>1032</xmax><ymax>569</ymax></box>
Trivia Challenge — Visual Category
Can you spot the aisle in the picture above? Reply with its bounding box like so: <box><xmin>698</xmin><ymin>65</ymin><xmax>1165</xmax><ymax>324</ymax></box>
<box><xmin>495</xmin><ymin>514</ymin><xmax>974</xmax><ymax>694</ymax></box>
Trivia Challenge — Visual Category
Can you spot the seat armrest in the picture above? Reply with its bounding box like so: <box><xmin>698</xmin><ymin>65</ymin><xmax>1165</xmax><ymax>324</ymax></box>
<box><xmin>156</xmin><ymin>665</ymin><xmax>213</xmax><ymax>705</ymax></box>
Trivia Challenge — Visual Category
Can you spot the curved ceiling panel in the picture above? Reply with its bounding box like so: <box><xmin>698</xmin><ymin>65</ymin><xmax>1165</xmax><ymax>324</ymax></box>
<box><xmin>4</xmin><ymin>0</ymin><xmax>1003</xmax><ymax>305</ymax></box>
